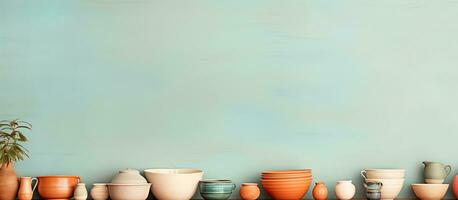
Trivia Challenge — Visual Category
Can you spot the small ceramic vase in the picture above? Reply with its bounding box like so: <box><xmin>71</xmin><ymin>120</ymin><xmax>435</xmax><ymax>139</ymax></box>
<box><xmin>453</xmin><ymin>175</ymin><xmax>458</xmax><ymax>198</ymax></box>
<box><xmin>423</xmin><ymin>161</ymin><xmax>451</xmax><ymax>184</ymax></box>
<box><xmin>366</xmin><ymin>191</ymin><xmax>381</xmax><ymax>200</ymax></box>
<box><xmin>334</xmin><ymin>180</ymin><xmax>355</xmax><ymax>200</ymax></box>
<box><xmin>90</xmin><ymin>183</ymin><xmax>109</xmax><ymax>200</ymax></box>
<box><xmin>74</xmin><ymin>183</ymin><xmax>88</xmax><ymax>200</ymax></box>
<box><xmin>240</xmin><ymin>183</ymin><xmax>260</xmax><ymax>200</ymax></box>
<box><xmin>312</xmin><ymin>182</ymin><xmax>328</xmax><ymax>200</ymax></box>
<box><xmin>18</xmin><ymin>177</ymin><xmax>38</xmax><ymax>200</ymax></box>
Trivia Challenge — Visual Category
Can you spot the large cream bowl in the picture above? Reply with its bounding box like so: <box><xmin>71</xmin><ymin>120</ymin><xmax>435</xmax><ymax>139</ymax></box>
<box><xmin>144</xmin><ymin>169</ymin><xmax>203</xmax><ymax>200</ymax></box>
<box><xmin>362</xmin><ymin>169</ymin><xmax>405</xmax><ymax>179</ymax></box>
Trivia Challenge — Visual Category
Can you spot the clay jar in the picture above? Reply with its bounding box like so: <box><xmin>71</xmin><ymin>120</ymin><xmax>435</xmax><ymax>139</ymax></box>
<box><xmin>90</xmin><ymin>183</ymin><xmax>109</xmax><ymax>200</ymax></box>
<box><xmin>18</xmin><ymin>177</ymin><xmax>38</xmax><ymax>200</ymax></box>
<box><xmin>74</xmin><ymin>183</ymin><xmax>88</xmax><ymax>200</ymax></box>
<box><xmin>240</xmin><ymin>183</ymin><xmax>260</xmax><ymax>200</ymax></box>
<box><xmin>334</xmin><ymin>180</ymin><xmax>355</xmax><ymax>200</ymax></box>
<box><xmin>0</xmin><ymin>163</ymin><xmax>19</xmax><ymax>200</ymax></box>
<box><xmin>312</xmin><ymin>182</ymin><xmax>328</xmax><ymax>200</ymax></box>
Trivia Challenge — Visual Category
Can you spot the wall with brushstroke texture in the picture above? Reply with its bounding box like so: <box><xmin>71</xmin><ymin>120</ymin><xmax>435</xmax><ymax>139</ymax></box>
<box><xmin>2</xmin><ymin>0</ymin><xmax>458</xmax><ymax>198</ymax></box>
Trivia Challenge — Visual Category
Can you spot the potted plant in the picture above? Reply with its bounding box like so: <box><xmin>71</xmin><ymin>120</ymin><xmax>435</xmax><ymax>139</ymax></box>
<box><xmin>0</xmin><ymin>119</ymin><xmax>32</xmax><ymax>200</ymax></box>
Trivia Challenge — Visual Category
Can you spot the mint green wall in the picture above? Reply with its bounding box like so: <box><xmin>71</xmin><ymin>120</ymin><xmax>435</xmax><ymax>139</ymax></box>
<box><xmin>2</xmin><ymin>0</ymin><xmax>458</xmax><ymax>198</ymax></box>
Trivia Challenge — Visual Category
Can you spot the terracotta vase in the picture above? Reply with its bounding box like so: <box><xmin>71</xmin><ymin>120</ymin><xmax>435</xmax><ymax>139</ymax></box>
<box><xmin>453</xmin><ymin>175</ymin><xmax>458</xmax><ymax>198</ymax></box>
<box><xmin>240</xmin><ymin>183</ymin><xmax>260</xmax><ymax>200</ymax></box>
<box><xmin>90</xmin><ymin>183</ymin><xmax>109</xmax><ymax>200</ymax></box>
<box><xmin>0</xmin><ymin>163</ymin><xmax>19</xmax><ymax>200</ymax></box>
<box><xmin>18</xmin><ymin>177</ymin><xmax>38</xmax><ymax>200</ymax></box>
<box><xmin>313</xmin><ymin>182</ymin><xmax>328</xmax><ymax>200</ymax></box>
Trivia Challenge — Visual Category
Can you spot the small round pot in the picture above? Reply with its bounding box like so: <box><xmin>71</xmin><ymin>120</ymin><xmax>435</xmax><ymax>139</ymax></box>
<box><xmin>37</xmin><ymin>176</ymin><xmax>80</xmax><ymax>200</ymax></box>
<box><xmin>240</xmin><ymin>183</ymin><xmax>260</xmax><ymax>200</ymax></box>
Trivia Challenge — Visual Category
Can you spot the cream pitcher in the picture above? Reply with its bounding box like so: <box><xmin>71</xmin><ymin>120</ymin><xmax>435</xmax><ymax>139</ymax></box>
<box><xmin>423</xmin><ymin>161</ymin><xmax>451</xmax><ymax>184</ymax></box>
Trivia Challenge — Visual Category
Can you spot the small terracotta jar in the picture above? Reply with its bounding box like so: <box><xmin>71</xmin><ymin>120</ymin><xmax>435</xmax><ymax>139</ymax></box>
<box><xmin>90</xmin><ymin>183</ymin><xmax>109</xmax><ymax>200</ymax></box>
<box><xmin>74</xmin><ymin>183</ymin><xmax>88</xmax><ymax>200</ymax></box>
<box><xmin>240</xmin><ymin>183</ymin><xmax>260</xmax><ymax>200</ymax></box>
<box><xmin>313</xmin><ymin>182</ymin><xmax>328</xmax><ymax>200</ymax></box>
<box><xmin>18</xmin><ymin>177</ymin><xmax>38</xmax><ymax>200</ymax></box>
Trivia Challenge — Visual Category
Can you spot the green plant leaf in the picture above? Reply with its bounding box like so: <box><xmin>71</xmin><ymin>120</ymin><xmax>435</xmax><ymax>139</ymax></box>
<box><xmin>16</xmin><ymin>126</ymin><xmax>31</xmax><ymax>130</ymax></box>
<box><xmin>17</xmin><ymin>133</ymin><xmax>27</xmax><ymax>142</ymax></box>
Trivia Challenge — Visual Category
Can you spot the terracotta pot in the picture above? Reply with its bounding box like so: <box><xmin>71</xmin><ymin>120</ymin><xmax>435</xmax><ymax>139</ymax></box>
<box><xmin>90</xmin><ymin>183</ymin><xmax>109</xmax><ymax>200</ymax></box>
<box><xmin>0</xmin><ymin>163</ymin><xmax>19</xmax><ymax>200</ymax></box>
<box><xmin>313</xmin><ymin>182</ymin><xmax>328</xmax><ymax>200</ymax></box>
<box><xmin>18</xmin><ymin>177</ymin><xmax>38</xmax><ymax>200</ymax></box>
<box><xmin>453</xmin><ymin>175</ymin><xmax>458</xmax><ymax>198</ymax></box>
<box><xmin>37</xmin><ymin>175</ymin><xmax>80</xmax><ymax>200</ymax></box>
<box><xmin>240</xmin><ymin>183</ymin><xmax>260</xmax><ymax>200</ymax></box>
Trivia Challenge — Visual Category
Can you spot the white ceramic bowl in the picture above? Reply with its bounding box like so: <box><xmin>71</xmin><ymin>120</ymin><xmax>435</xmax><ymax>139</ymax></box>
<box><xmin>144</xmin><ymin>169</ymin><xmax>203</xmax><ymax>200</ymax></box>
<box><xmin>107</xmin><ymin>183</ymin><xmax>151</xmax><ymax>200</ymax></box>
<box><xmin>362</xmin><ymin>169</ymin><xmax>405</xmax><ymax>179</ymax></box>
<box><xmin>411</xmin><ymin>184</ymin><xmax>449</xmax><ymax>200</ymax></box>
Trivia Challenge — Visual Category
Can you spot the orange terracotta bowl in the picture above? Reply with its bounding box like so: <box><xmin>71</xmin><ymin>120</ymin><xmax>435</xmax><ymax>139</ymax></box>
<box><xmin>261</xmin><ymin>169</ymin><xmax>311</xmax><ymax>174</ymax></box>
<box><xmin>37</xmin><ymin>176</ymin><xmax>80</xmax><ymax>200</ymax></box>
<box><xmin>261</xmin><ymin>174</ymin><xmax>312</xmax><ymax>179</ymax></box>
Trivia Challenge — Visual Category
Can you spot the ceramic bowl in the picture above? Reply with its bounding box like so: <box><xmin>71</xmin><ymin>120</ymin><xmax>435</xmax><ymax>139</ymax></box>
<box><xmin>261</xmin><ymin>169</ymin><xmax>311</xmax><ymax>174</ymax></box>
<box><xmin>111</xmin><ymin>169</ymin><xmax>147</xmax><ymax>184</ymax></box>
<box><xmin>200</xmin><ymin>192</ymin><xmax>232</xmax><ymax>200</ymax></box>
<box><xmin>362</xmin><ymin>169</ymin><xmax>405</xmax><ymax>179</ymax></box>
<box><xmin>37</xmin><ymin>176</ymin><xmax>80</xmax><ymax>199</ymax></box>
<box><xmin>412</xmin><ymin>184</ymin><xmax>449</xmax><ymax>200</ymax></box>
<box><xmin>144</xmin><ymin>169</ymin><xmax>203</xmax><ymax>200</ymax></box>
<box><xmin>425</xmin><ymin>179</ymin><xmax>445</xmax><ymax>184</ymax></box>
<box><xmin>107</xmin><ymin>184</ymin><xmax>151</xmax><ymax>200</ymax></box>
<box><xmin>199</xmin><ymin>180</ymin><xmax>236</xmax><ymax>194</ymax></box>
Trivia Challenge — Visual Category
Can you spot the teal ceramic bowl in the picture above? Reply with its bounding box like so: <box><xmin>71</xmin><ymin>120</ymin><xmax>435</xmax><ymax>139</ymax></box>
<box><xmin>200</xmin><ymin>192</ymin><xmax>232</xmax><ymax>200</ymax></box>
<box><xmin>199</xmin><ymin>180</ymin><xmax>236</xmax><ymax>200</ymax></box>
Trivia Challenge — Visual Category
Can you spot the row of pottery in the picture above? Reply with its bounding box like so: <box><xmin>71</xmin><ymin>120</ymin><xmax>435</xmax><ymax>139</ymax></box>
<box><xmin>3</xmin><ymin>161</ymin><xmax>458</xmax><ymax>200</ymax></box>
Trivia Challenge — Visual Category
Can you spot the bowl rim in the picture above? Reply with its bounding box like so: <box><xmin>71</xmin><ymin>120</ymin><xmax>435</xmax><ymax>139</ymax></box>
<box><xmin>107</xmin><ymin>183</ymin><xmax>152</xmax><ymax>186</ymax></box>
<box><xmin>261</xmin><ymin>169</ymin><xmax>312</xmax><ymax>174</ymax></box>
<box><xmin>411</xmin><ymin>183</ymin><xmax>449</xmax><ymax>186</ymax></box>
<box><xmin>144</xmin><ymin>168</ymin><xmax>203</xmax><ymax>175</ymax></box>
<box><xmin>200</xmin><ymin>179</ymin><xmax>233</xmax><ymax>183</ymax></box>
<box><xmin>37</xmin><ymin>175</ymin><xmax>80</xmax><ymax>179</ymax></box>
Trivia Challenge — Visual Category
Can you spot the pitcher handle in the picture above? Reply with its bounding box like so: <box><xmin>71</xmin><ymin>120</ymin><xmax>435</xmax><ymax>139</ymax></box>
<box><xmin>360</xmin><ymin>170</ymin><xmax>367</xmax><ymax>179</ymax></box>
<box><xmin>445</xmin><ymin>165</ymin><xmax>452</xmax><ymax>177</ymax></box>
<box><xmin>232</xmin><ymin>183</ymin><xmax>236</xmax><ymax>191</ymax></box>
<box><xmin>31</xmin><ymin>178</ymin><xmax>38</xmax><ymax>192</ymax></box>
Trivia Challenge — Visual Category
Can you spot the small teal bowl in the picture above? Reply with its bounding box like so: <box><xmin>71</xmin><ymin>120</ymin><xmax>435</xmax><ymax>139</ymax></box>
<box><xmin>199</xmin><ymin>180</ymin><xmax>236</xmax><ymax>200</ymax></box>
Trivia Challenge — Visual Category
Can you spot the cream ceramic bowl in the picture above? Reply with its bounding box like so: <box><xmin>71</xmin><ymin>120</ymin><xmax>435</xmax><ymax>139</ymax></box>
<box><xmin>107</xmin><ymin>184</ymin><xmax>151</xmax><ymax>200</ymax></box>
<box><xmin>362</xmin><ymin>169</ymin><xmax>405</xmax><ymax>179</ymax></box>
<box><xmin>411</xmin><ymin>184</ymin><xmax>449</xmax><ymax>200</ymax></box>
<box><xmin>144</xmin><ymin>169</ymin><xmax>203</xmax><ymax>200</ymax></box>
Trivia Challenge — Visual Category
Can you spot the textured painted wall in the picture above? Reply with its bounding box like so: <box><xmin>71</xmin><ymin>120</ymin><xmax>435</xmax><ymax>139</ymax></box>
<box><xmin>2</xmin><ymin>0</ymin><xmax>458</xmax><ymax>198</ymax></box>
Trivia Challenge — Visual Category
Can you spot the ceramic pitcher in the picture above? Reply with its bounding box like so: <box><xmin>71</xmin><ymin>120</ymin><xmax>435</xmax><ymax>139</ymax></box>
<box><xmin>18</xmin><ymin>177</ymin><xmax>38</xmax><ymax>200</ymax></box>
<box><xmin>364</xmin><ymin>181</ymin><xmax>383</xmax><ymax>191</ymax></box>
<box><xmin>423</xmin><ymin>161</ymin><xmax>451</xmax><ymax>182</ymax></box>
